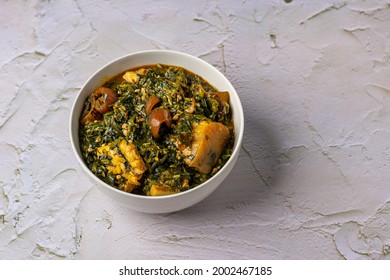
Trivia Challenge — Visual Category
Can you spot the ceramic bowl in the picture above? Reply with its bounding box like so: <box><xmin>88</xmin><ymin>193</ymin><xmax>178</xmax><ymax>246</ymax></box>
<box><xmin>69</xmin><ymin>50</ymin><xmax>244</xmax><ymax>213</ymax></box>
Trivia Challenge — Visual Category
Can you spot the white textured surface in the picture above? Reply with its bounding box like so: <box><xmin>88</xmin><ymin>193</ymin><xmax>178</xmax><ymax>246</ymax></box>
<box><xmin>1</xmin><ymin>0</ymin><xmax>390</xmax><ymax>260</ymax></box>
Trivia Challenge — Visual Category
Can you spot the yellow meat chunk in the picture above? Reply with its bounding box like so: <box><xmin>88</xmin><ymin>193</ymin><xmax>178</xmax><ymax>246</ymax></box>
<box><xmin>148</xmin><ymin>184</ymin><xmax>177</xmax><ymax>196</ymax></box>
<box><xmin>96</xmin><ymin>140</ymin><xmax>147</xmax><ymax>193</ymax></box>
<box><xmin>107</xmin><ymin>154</ymin><xmax>126</xmax><ymax>175</ymax></box>
<box><xmin>122</xmin><ymin>71</ymin><xmax>140</xmax><ymax>84</ymax></box>
<box><xmin>97</xmin><ymin>144</ymin><xmax>126</xmax><ymax>175</ymax></box>
<box><xmin>185</xmin><ymin>120</ymin><xmax>230</xmax><ymax>174</ymax></box>
<box><xmin>118</xmin><ymin>140</ymin><xmax>148</xmax><ymax>175</ymax></box>
<box><xmin>122</xmin><ymin>68</ymin><xmax>146</xmax><ymax>84</ymax></box>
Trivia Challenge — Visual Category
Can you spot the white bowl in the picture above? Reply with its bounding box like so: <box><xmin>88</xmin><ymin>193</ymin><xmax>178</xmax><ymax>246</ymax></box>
<box><xmin>69</xmin><ymin>50</ymin><xmax>244</xmax><ymax>213</ymax></box>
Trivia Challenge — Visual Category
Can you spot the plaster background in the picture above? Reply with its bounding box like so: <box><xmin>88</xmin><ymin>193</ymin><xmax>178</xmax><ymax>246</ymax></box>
<box><xmin>1</xmin><ymin>0</ymin><xmax>390</xmax><ymax>259</ymax></box>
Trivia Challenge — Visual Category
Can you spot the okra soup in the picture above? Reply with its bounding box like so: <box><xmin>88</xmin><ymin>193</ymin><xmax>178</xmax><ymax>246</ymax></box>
<box><xmin>79</xmin><ymin>64</ymin><xmax>234</xmax><ymax>196</ymax></box>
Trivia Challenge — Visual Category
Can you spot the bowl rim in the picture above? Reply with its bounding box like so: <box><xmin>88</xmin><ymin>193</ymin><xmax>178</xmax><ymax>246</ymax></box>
<box><xmin>69</xmin><ymin>49</ymin><xmax>244</xmax><ymax>200</ymax></box>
